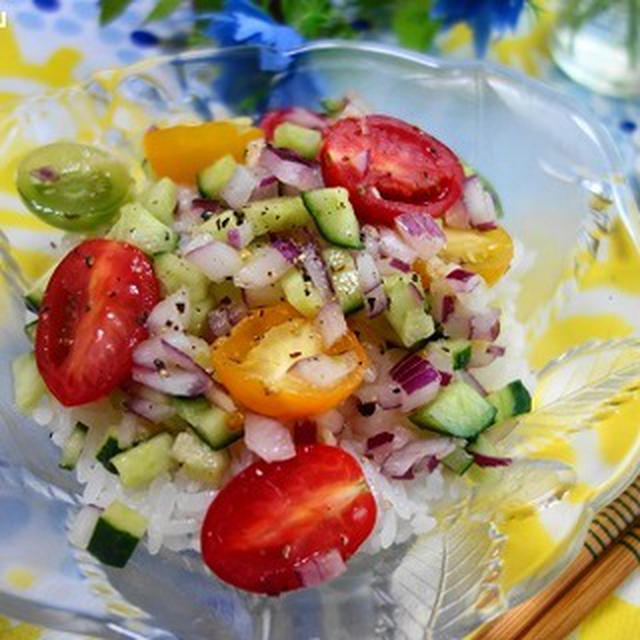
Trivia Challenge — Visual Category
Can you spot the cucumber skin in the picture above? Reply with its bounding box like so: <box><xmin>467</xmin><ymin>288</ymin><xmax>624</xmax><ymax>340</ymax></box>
<box><xmin>409</xmin><ymin>381</ymin><xmax>497</xmax><ymax>439</ymax></box>
<box><xmin>487</xmin><ymin>380</ymin><xmax>531</xmax><ymax>423</ymax></box>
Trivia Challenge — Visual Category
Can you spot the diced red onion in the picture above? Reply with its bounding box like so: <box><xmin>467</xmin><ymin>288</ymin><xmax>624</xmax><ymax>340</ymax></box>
<box><xmin>251</xmin><ymin>175</ymin><xmax>279</xmax><ymax>201</ymax></box>
<box><xmin>271</xmin><ymin>237</ymin><xmax>301</xmax><ymax>263</ymax></box>
<box><xmin>361</xmin><ymin>225</ymin><xmax>381</xmax><ymax>257</ymax></box>
<box><xmin>378</xmin><ymin>228</ymin><xmax>418</xmax><ymax>264</ymax></box>
<box><xmin>301</xmin><ymin>244</ymin><xmax>332</xmax><ymax>300</ymax></box>
<box><xmin>458</xmin><ymin>370</ymin><xmax>487</xmax><ymax>397</ymax></box>
<box><xmin>314</xmin><ymin>302</ymin><xmax>347</xmax><ymax>349</ymax></box>
<box><xmin>444</xmin><ymin>197</ymin><xmax>470</xmax><ymax>229</ymax></box>
<box><xmin>125</xmin><ymin>395</ymin><xmax>176</xmax><ymax>423</ymax></box>
<box><xmin>439</xmin><ymin>371</ymin><xmax>453</xmax><ymax>386</ymax></box>
<box><xmin>191</xmin><ymin>197</ymin><xmax>220</xmax><ymax>213</ymax></box>
<box><xmin>219</xmin><ymin>165</ymin><xmax>259</xmax><ymax>210</ymax></box>
<box><xmin>227</xmin><ymin>220</ymin><xmax>254</xmax><ymax>249</ymax></box>
<box><xmin>469</xmin><ymin>308</ymin><xmax>501</xmax><ymax>341</ymax></box>
<box><xmin>234</xmin><ymin>246</ymin><xmax>291</xmax><ymax>289</ymax></box>
<box><xmin>363</xmin><ymin>283</ymin><xmax>388</xmax><ymax>318</ymax></box>
<box><xmin>473</xmin><ymin>452</ymin><xmax>512</xmax><ymax>467</ymax></box>
<box><xmin>208</xmin><ymin>307</ymin><xmax>231</xmax><ymax>338</ymax></box>
<box><xmin>395</xmin><ymin>211</ymin><xmax>446</xmax><ymax>258</ymax></box>
<box><xmin>131</xmin><ymin>366</ymin><xmax>210</xmax><ymax>397</ymax></box>
<box><xmin>146</xmin><ymin>287</ymin><xmax>190</xmax><ymax>335</ymax></box>
<box><xmin>259</xmin><ymin>146</ymin><xmax>323</xmax><ymax>190</ymax></box>
<box><xmin>400</xmin><ymin>378</ymin><xmax>441</xmax><ymax>413</ymax></box>
<box><xmin>295</xmin><ymin>548</ymin><xmax>346</xmax><ymax>587</ymax></box>
<box><xmin>244</xmin><ymin>412</ymin><xmax>295</xmax><ymax>462</ymax></box>
<box><xmin>227</xmin><ymin>300</ymin><xmax>248</xmax><ymax>325</ymax></box>
<box><xmin>390</xmin><ymin>353</ymin><xmax>439</xmax><ymax>395</ymax></box>
<box><xmin>469</xmin><ymin>343</ymin><xmax>505</xmax><ymax>368</ymax></box>
<box><xmin>174</xmin><ymin>187</ymin><xmax>204</xmax><ymax>231</ymax></box>
<box><xmin>464</xmin><ymin>176</ymin><xmax>497</xmax><ymax>230</ymax></box>
<box><xmin>30</xmin><ymin>166</ymin><xmax>59</xmax><ymax>182</ymax></box>
<box><xmin>205</xmin><ymin>381</ymin><xmax>237</xmax><ymax>412</ymax></box>
<box><xmin>382</xmin><ymin>438</ymin><xmax>455</xmax><ymax>478</ymax></box>
<box><xmin>279</xmin><ymin>184</ymin><xmax>301</xmax><ymax>197</ymax></box>
<box><xmin>355</xmin><ymin>252</ymin><xmax>381</xmax><ymax>293</ymax></box>
<box><xmin>289</xmin><ymin>353</ymin><xmax>359</xmax><ymax>388</ymax></box>
<box><xmin>415</xmin><ymin>454</ymin><xmax>440</xmax><ymax>474</ymax></box>
<box><xmin>389</xmin><ymin>258</ymin><xmax>411</xmax><ymax>273</ymax></box>
<box><xmin>367</xmin><ymin>431</ymin><xmax>394</xmax><ymax>450</ymax></box>
<box><xmin>445</xmin><ymin>268</ymin><xmax>481</xmax><ymax>293</ymax></box>
<box><xmin>185</xmin><ymin>240</ymin><xmax>242</xmax><ymax>282</ymax></box>
<box><xmin>294</xmin><ymin>420</ymin><xmax>317</xmax><ymax>445</ymax></box>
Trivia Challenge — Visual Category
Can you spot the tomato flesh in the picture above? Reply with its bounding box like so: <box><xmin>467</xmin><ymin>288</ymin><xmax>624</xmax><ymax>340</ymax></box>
<box><xmin>320</xmin><ymin>115</ymin><xmax>464</xmax><ymax>226</ymax></box>
<box><xmin>35</xmin><ymin>239</ymin><xmax>159</xmax><ymax>406</ymax></box>
<box><xmin>201</xmin><ymin>444</ymin><xmax>376</xmax><ymax>594</ymax></box>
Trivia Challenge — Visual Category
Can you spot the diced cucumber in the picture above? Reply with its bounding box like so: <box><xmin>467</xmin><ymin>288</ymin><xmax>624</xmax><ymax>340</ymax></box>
<box><xmin>171</xmin><ymin>431</ymin><xmax>230</xmax><ymax>487</ymax></box>
<box><xmin>426</xmin><ymin>339</ymin><xmax>472</xmax><ymax>372</ymax></box>
<box><xmin>153</xmin><ymin>253</ymin><xmax>210</xmax><ymax>304</ymax></box>
<box><xmin>487</xmin><ymin>380</ymin><xmax>532</xmax><ymax>424</ymax></box>
<box><xmin>241</xmin><ymin>196</ymin><xmax>310</xmax><ymax>236</ymax></box>
<box><xmin>466</xmin><ymin>433</ymin><xmax>502</xmax><ymax>483</ymax></box>
<box><xmin>173</xmin><ymin>397</ymin><xmax>241</xmax><ymax>450</ymax></box>
<box><xmin>281</xmin><ymin>269</ymin><xmax>324</xmax><ymax>317</ymax></box>
<box><xmin>410</xmin><ymin>381</ymin><xmax>497</xmax><ymax>438</ymax></box>
<box><xmin>12</xmin><ymin>352</ymin><xmax>46</xmax><ymax>412</ymax></box>
<box><xmin>441</xmin><ymin>446</ymin><xmax>475</xmax><ymax>476</ymax></box>
<box><xmin>384</xmin><ymin>274</ymin><xmax>434</xmax><ymax>348</ymax></box>
<box><xmin>198</xmin><ymin>196</ymin><xmax>310</xmax><ymax>243</ymax></box>
<box><xmin>210</xmin><ymin>279</ymin><xmax>243</xmax><ymax>305</ymax></box>
<box><xmin>142</xmin><ymin>177</ymin><xmax>177</xmax><ymax>226</ymax></box>
<box><xmin>111</xmin><ymin>433</ymin><xmax>174</xmax><ymax>488</ymax></box>
<box><xmin>197</xmin><ymin>154</ymin><xmax>237</xmax><ymax>199</ymax></box>
<box><xmin>273</xmin><ymin>122</ymin><xmax>322</xmax><ymax>159</ymax></box>
<box><xmin>322</xmin><ymin>248</ymin><xmax>364</xmax><ymax>315</ymax></box>
<box><xmin>24</xmin><ymin>262</ymin><xmax>57</xmax><ymax>312</ymax></box>
<box><xmin>96</xmin><ymin>428</ymin><xmax>124</xmax><ymax>473</ymax></box>
<box><xmin>59</xmin><ymin>422</ymin><xmax>88</xmax><ymax>470</ymax></box>
<box><xmin>189</xmin><ymin>298</ymin><xmax>215</xmax><ymax>337</ymax></box>
<box><xmin>108</xmin><ymin>202</ymin><xmax>178</xmax><ymax>255</ymax></box>
<box><xmin>24</xmin><ymin>320</ymin><xmax>38</xmax><ymax>342</ymax></box>
<box><xmin>87</xmin><ymin>500</ymin><xmax>148</xmax><ymax>568</ymax></box>
<box><xmin>302</xmin><ymin>187</ymin><xmax>362</xmax><ymax>249</ymax></box>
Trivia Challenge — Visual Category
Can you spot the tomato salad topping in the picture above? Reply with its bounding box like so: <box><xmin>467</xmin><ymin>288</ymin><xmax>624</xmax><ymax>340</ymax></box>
<box><xmin>13</xmin><ymin>97</ymin><xmax>530</xmax><ymax>594</ymax></box>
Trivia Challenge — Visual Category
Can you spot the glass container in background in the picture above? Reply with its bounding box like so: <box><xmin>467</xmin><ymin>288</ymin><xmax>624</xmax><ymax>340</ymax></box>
<box><xmin>551</xmin><ymin>0</ymin><xmax>640</xmax><ymax>97</ymax></box>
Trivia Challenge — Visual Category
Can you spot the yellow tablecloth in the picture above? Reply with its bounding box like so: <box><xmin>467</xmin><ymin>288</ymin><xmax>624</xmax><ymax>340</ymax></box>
<box><xmin>1</xmin><ymin>1</ymin><xmax>639</xmax><ymax>638</ymax></box>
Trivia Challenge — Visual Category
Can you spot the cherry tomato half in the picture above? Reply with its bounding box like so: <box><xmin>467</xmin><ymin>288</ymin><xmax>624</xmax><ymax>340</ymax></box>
<box><xmin>320</xmin><ymin>115</ymin><xmax>464</xmax><ymax>226</ymax></box>
<box><xmin>201</xmin><ymin>444</ymin><xmax>377</xmax><ymax>594</ymax></box>
<box><xmin>211</xmin><ymin>304</ymin><xmax>368</xmax><ymax>419</ymax></box>
<box><xmin>35</xmin><ymin>239</ymin><xmax>159</xmax><ymax>406</ymax></box>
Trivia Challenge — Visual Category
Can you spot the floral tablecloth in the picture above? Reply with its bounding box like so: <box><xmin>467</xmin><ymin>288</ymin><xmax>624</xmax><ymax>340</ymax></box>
<box><xmin>0</xmin><ymin>1</ymin><xmax>639</xmax><ymax>639</ymax></box>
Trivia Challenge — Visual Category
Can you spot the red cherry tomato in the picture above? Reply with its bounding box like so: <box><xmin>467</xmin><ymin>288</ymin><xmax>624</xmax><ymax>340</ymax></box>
<box><xmin>35</xmin><ymin>239</ymin><xmax>159</xmax><ymax>406</ymax></box>
<box><xmin>201</xmin><ymin>444</ymin><xmax>377</xmax><ymax>595</ymax></box>
<box><xmin>320</xmin><ymin>115</ymin><xmax>465</xmax><ymax>226</ymax></box>
<box><xmin>259</xmin><ymin>107</ymin><xmax>327</xmax><ymax>141</ymax></box>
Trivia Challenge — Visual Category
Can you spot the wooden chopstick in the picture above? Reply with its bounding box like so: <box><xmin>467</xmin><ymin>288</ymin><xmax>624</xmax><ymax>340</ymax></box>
<box><xmin>519</xmin><ymin>526</ymin><xmax>640</xmax><ymax>639</ymax></box>
<box><xmin>474</xmin><ymin>478</ymin><xmax>640</xmax><ymax>639</ymax></box>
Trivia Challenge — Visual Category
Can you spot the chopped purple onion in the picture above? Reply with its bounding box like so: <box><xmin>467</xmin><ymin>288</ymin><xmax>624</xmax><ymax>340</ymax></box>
<box><xmin>463</xmin><ymin>176</ymin><xmax>498</xmax><ymax>230</ymax></box>
<box><xmin>394</xmin><ymin>211</ymin><xmax>446</xmax><ymax>258</ymax></box>
<box><xmin>301</xmin><ymin>244</ymin><xmax>332</xmax><ymax>300</ymax></box>
<box><xmin>366</xmin><ymin>432</ymin><xmax>394</xmax><ymax>450</ymax></box>
<box><xmin>271</xmin><ymin>237</ymin><xmax>301</xmax><ymax>263</ymax></box>
<box><xmin>444</xmin><ymin>197</ymin><xmax>470</xmax><ymax>229</ymax></box>
<box><xmin>390</xmin><ymin>353</ymin><xmax>440</xmax><ymax>395</ymax></box>
<box><xmin>473</xmin><ymin>453</ymin><xmax>512</xmax><ymax>467</ymax></box>
<box><xmin>389</xmin><ymin>258</ymin><xmax>411</xmax><ymax>273</ymax></box>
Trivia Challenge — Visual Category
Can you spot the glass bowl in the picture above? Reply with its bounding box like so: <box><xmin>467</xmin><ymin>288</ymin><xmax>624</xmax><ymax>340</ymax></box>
<box><xmin>1</xmin><ymin>41</ymin><xmax>639</xmax><ymax>640</ymax></box>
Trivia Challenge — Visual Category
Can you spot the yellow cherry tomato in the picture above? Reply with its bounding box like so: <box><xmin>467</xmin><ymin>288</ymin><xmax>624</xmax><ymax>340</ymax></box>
<box><xmin>143</xmin><ymin>121</ymin><xmax>263</xmax><ymax>185</ymax></box>
<box><xmin>211</xmin><ymin>304</ymin><xmax>368</xmax><ymax>419</ymax></box>
<box><xmin>440</xmin><ymin>226</ymin><xmax>514</xmax><ymax>286</ymax></box>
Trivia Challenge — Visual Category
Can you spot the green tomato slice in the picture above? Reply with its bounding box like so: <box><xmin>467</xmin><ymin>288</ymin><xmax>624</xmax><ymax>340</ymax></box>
<box><xmin>17</xmin><ymin>142</ymin><xmax>131</xmax><ymax>230</ymax></box>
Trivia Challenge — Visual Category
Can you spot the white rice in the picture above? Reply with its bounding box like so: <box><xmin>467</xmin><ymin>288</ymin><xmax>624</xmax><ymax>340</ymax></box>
<box><xmin>47</xmin><ymin>239</ymin><xmax>534</xmax><ymax>559</ymax></box>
